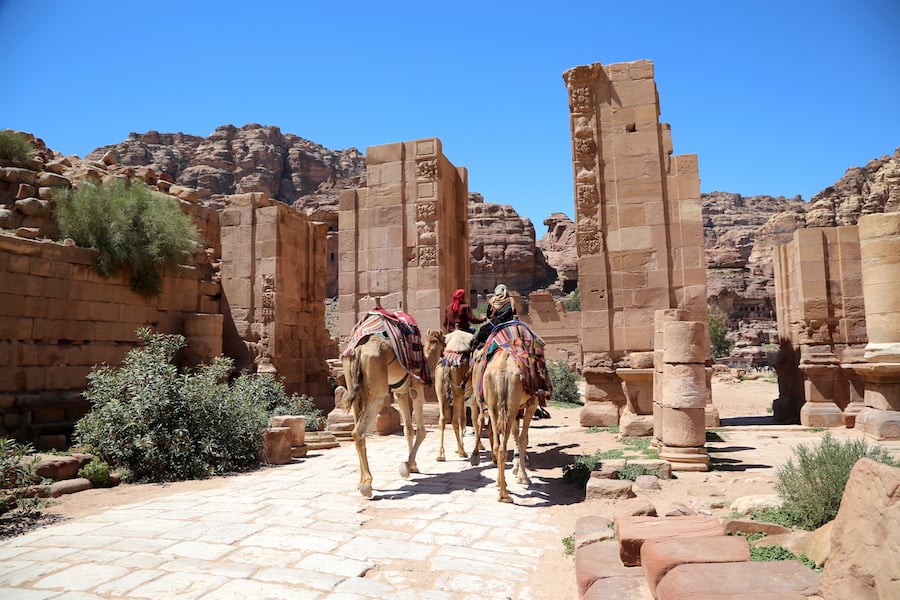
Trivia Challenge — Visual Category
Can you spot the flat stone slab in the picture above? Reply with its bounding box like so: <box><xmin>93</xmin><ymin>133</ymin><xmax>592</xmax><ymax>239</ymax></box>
<box><xmin>656</xmin><ymin>560</ymin><xmax>821</xmax><ymax>600</ymax></box>
<box><xmin>586</xmin><ymin>477</ymin><xmax>635</xmax><ymax>500</ymax></box>
<box><xmin>574</xmin><ymin>516</ymin><xmax>615</xmax><ymax>550</ymax></box>
<box><xmin>641</xmin><ymin>535</ymin><xmax>750</xmax><ymax>597</ymax></box>
<box><xmin>616</xmin><ymin>515</ymin><xmax>726</xmax><ymax>567</ymax></box>
<box><xmin>575</xmin><ymin>539</ymin><xmax>640</xmax><ymax>597</ymax></box>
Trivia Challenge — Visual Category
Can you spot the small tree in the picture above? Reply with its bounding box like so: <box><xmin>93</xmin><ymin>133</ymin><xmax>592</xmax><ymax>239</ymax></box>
<box><xmin>0</xmin><ymin>130</ymin><xmax>33</xmax><ymax>162</ymax></box>
<box><xmin>708</xmin><ymin>306</ymin><xmax>734</xmax><ymax>358</ymax></box>
<box><xmin>563</xmin><ymin>288</ymin><xmax>581</xmax><ymax>312</ymax></box>
<box><xmin>547</xmin><ymin>359</ymin><xmax>580</xmax><ymax>405</ymax></box>
<box><xmin>56</xmin><ymin>178</ymin><xmax>199</xmax><ymax>295</ymax></box>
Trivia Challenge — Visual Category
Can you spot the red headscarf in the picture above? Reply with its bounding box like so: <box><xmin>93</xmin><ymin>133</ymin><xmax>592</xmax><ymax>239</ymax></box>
<box><xmin>450</xmin><ymin>289</ymin><xmax>465</xmax><ymax>314</ymax></box>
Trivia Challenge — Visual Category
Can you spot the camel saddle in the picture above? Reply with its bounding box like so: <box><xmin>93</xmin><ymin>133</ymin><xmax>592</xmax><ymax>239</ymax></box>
<box><xmin>342</xmin><ymin>307</ymin><xmax>432</xmax><ymax>385</ymax></box>
<box><xmin>473</xmin><ymin>320</ymin><xmax>553</xmax><ymax>402</ymax></box>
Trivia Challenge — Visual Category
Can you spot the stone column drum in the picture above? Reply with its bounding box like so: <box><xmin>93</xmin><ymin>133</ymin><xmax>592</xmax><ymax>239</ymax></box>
<box><xmin>653</xmin><ymin>309</ymin><xmax>687</xmax><ymax>447</ymax></box>
<box><xmin>659</xmin><ymin>320</ymin><xmax>710</xmax><ymax>471</ymax></box>
<box><xmin>853</xmin><ymin>212</ymin><xmax>900</xmax><ymax>440</ymax></box>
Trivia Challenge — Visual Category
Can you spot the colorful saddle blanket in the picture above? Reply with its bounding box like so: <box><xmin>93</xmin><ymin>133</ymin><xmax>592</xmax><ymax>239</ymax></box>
<box><xmin>474</xmin><ymin>320</ymin><xmax>552</xmax><ymax>402</ymax></box>
<box><xmin>342</xmin><ymin>307</ymin><xmax>432</xmax><ymax>385</ymax></box>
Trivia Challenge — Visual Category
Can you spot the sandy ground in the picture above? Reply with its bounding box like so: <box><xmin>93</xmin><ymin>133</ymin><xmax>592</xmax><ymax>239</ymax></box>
<box><xmin>20</xmin><ymin>377</ymin><xmax>900</xmax><ymax>598</ymax></box>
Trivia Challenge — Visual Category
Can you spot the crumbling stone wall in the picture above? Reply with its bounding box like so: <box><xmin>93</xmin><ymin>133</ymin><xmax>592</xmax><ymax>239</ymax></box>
<box><xmin>338</xmin><ymin>138</ymin><xmax>469</xmax><ymax>336</ymax></box>
<box><xmin>0</xmin><ymin>235</ymin><xmax>221</xmax><ymax>449</ymax></box>
<box><xmin>562</xmin><ymin>60</ymin><xmax>708</xmax><ymax>427</ymax></box>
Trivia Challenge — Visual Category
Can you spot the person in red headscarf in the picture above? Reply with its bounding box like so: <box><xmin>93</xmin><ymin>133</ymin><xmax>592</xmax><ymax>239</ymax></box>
<box><xmin>443</xmin><ymin>288</ymin><xmax>485</xmax><ymax>333</ymax></box>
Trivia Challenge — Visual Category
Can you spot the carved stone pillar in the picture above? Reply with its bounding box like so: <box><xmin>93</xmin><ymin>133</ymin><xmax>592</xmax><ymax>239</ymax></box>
<box><xmin>660</xmin><ymin>320</ymin><xmax>709</xmax><ymax>471</ymax></box>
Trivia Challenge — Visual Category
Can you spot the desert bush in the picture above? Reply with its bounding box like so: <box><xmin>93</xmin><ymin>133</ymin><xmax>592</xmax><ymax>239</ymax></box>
<box><xmin>0</xmin><ymin>131</ymin><xmax>33</xmax><ymax>162</ymax></box>
<box><xmin>77</xmin><ymin>457</ymin><xmax>114</xmax><ymax>488</ymax></box>
<box><xmin>74</xmin><ymin>328</ymin><xmax>270</xmax><ymax>482</ymax></box>
<box><xmin>708</xmin><ymin>306</ymin><xmax>734</xmax><ymax>358</ymax></box>
<box><xmin>547</xmin><ymin>359</ymin><xmax>580</xmax><ymax>406</ymax></box>
<box><xmin>231</xmin><ymin>372</ymin><xmax>325</xmax><ymax>431</ymax></box>
<box><xmin>0</xmin><ymin>438</ymin><xmax>47</xmax><ymax>517</ymax></box>
<box><xmin>562</xmin><ymin>450</ymin><xmax>602</xmax><ymax>487</ymax></box>
<box><xmin>56</xmin><ymin>178</ymin><xmax>199</xmax><ymax>295</ymax></box>
<box><xmin>563</xmin><ymin>287</ymin><xmax>581</xmax><ymax>312</ymax></box>
<box><xmin>749</xmin><ymin>543</ymin><xmax>819</xmax><ymax>570</ymax></box>
<box><xmin>774</xmin><ymin>432</ymin><xmax>898</xmax><ymax>530</ymax></box>
<box><xmin>616</xmin><ymin>462</ymin><xmax>659</xmax><ymax>481</ymax></box>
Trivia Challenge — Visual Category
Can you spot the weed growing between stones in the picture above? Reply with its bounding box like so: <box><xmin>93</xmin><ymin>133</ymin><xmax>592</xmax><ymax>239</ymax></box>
<box><xmin>562</xmin><ymin>535</ymin><xmax>575</xmax><ymax>556</ymax></box>
<box><xmin>0</xmin><ymin>438</ymin><xmax>47</xmax><ymax>517</ymax></box>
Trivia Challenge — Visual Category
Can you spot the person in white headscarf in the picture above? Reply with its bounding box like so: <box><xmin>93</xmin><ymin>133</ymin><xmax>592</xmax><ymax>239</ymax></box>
<box><xmin>471</xmin><ymin>284</ymin><xmax>518</xmax><ymax>350</ymax></box>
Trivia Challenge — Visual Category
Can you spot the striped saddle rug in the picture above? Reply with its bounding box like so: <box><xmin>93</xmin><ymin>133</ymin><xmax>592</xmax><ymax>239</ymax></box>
<box><xmin>475</xmin><ymin>320</ymin><xmax>552</xmax><ymax>402</ymax></box>
<box><xmin>342</xmin><ymin>307</ymin><xmax>432</xmax><ymax>385</ymax></box>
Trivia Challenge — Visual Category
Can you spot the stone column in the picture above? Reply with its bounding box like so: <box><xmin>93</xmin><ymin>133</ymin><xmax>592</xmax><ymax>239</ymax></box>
<box><xmin>853</xmin><ymin>212</ymin><xmax>900</xmax><ymax>440</ymax></box>
<box><xmin>659</xmin><ymin>321</ymin><xmax>710</xmax><ymax>471</ymax></box>
<box><xmin>653</xmin><ymin>309</ymin><xmax>687</xmax><ymax>447</ymax></box>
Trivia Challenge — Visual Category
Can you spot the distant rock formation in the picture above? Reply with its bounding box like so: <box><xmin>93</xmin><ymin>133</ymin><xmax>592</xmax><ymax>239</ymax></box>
<box><xmin>537</xmin><ymin>212</ymin><xmax>578</xmax><ymax>294</ymax></box>
<box><xmin>468</xmin><ymin>193</ymin><xmax>555</xmax><ymax>297</ymax></box>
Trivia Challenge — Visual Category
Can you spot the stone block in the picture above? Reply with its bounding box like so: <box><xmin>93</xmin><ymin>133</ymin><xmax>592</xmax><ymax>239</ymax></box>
<box><xmin>721</xmin><ymin>518</ymin><xmax>791</xmax><ymax>537</ymax></box>
<box><xmin>261</xmin><ymin>427</ymin><xmax>293</xmax><ymax>465</ymax></box>
<box><xmin>663</xmin><ymin>321</ymin><xmax>708</xmax><ymax>364</ymax></box>
<box><xmin>656</xmin><ymin>561</ymin><xmax>821</xmax><ymax>600</ymax></box>
<box><xmin>641</xmin><ymin>536</ymin><xmax>750</xmax><ymax>597</ymax></box>
<box><xmin>615</xmin><ymin>515</ymin><xmax>725</xmax><ymax>567</ymax></box>
<box><xmin>575</xmin><ymin>536</ymin><xmax>637</xmax><ymax>597</ymax></box>
<box><xmin>799</xmin><ymin>401</ymin><xmax>844</xmax><ymax>428</ymax></box>
<box><xmin>662</xmin><ymin>363</ymin><xmax>709</xmax><ymax>408</ymax></box>
<box><xmin>854</xmin><ymin>407</ymin><xmax>900</xmax><ymax>440</ymax></box>
<box><xmin>579</xmin><ymin>401</ymin><xmax>621</xmax><ymax>427</ymax></box>
<box><xmin>575</xmin><ymin>515</ymin><xmax>615</xmax><ymax>549</ymax></box>
<box><xmin>586</xmin><ymin>477</ymin><xmax>635</xmax><ymax>500</ymax></box>
<box><xmin>269</xmin><ymin>415</ymin><xmax>306</xmax><ymax>447</ymax></box>
<box><xmin>614</xmin><ymin>497</ymin><xmax>657</xmax><ymax>519</ymax></box>
<box><xmin>619</xmin><ymin>410</ymin><xmax>654</xmax><ymax>437</ymax></box>
<box><xmin>660</xmin><ymin>406</ymin><xmax>705</xmax><ymax>447</ymax></box>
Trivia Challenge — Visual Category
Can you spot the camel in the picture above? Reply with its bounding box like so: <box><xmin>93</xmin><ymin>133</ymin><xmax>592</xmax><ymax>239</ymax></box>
<box><xmin>342</xmin><ymin>310</ymin><xmax>441</xmax><ymax>498</ymax></box>
<box><xmin>432</xmin><ymin>329</ymin><xmax>488</xmax><ymax>464</ymax></box>
<box><xmin>472</xmin><ymin>321</ymin><xmax>550</xmax><ymax>503</ymax></box>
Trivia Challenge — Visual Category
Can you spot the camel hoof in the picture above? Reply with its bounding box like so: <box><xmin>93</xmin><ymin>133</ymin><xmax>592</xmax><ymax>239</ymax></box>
<box><xmin>499</xmin><ymin>496</ymin><xmax>513</xmax><ymax>504</ymax></box>
<box><xmin>359</xmin><ymin>483</ymin><xmax>373</xmax><ymax>498</ymax></box>
<box><xmin>470</xmin><ymin>453</ymin><xmax>481</xmax><ymax>467</ymax></box>
<box><xmin>409</xmin><ymin>464</ymin><xmax>420</xmax><ymax>474</ymax></box>
<box><xmin>436</xmin><ymin>456</ymin><xmax>445</xmax><ymax>462</ymax></box>
<box><xmin>399</xmin><ymin>463</ymin><xmax>410</xmax><ymax>478</ymax></box>
<box><xmin>457</xmin><ymin>451</ymin><xmax>468</xmax><ymax>459</ymax></box>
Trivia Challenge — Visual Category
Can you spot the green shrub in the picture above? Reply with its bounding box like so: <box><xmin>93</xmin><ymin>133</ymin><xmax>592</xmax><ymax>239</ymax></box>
<box><xmin>563</xmin><ymin>288</ymin><xmax>581</xmax><ymax>311</ymax></box>
<box><xmin>77</xmin><ymin>457</ymin><xmax>114</xmax><ymax>488</ymax></box>
<box><xmin>0</xmin><ymin>438</ymin><xmax>47</xmax><ymax>517</ymax></box>
<box><xmin>0</xmin><ymin>131</ymin><xmax>33</xmax><ymax>162</ymax></box>
<box><xmin>749</xmin><ymin>543</ymin><xmax>819</xmax><ymax>570</ymax></box>
<box><xmin>231</xmin><ymin>373</ymin><xmax>325</xmax><ymax>431</ymax></box>
<box><xmin>774</xmin><ymin>432</ymin><xmax>898</xmax><ymax>530</ymax></box>
<box><xmin>56</xmin><ymin>178</ymin><xmax>199</xmax><ymax>295</ymax></box>
<box><xmin>743</xmin><ymin>506</ymin><xmax>798</xmax><ymax>529</ymax></box>
<box><xmin>74</xmin><ymin>328</ymin><xmax>270</xmax><ymax>482</ymax></box>
<box><xmin>563</xmin><ymin>450</ymin><xmax>602</xmax><ymax>487</ymax></box>
<box><xmin>616</xmin><ymin>462</ymin><xmax>659</xmax><ymax>481</ymax></box>
<box><xmin>709</xmin><ymin>306</ymin><xmax>734</xmax><ymax>358</ymax></box>
<box><xmin>547</xmin><ymin>359</ymin><xmax>580</xmax><ymax>405</ymax></box>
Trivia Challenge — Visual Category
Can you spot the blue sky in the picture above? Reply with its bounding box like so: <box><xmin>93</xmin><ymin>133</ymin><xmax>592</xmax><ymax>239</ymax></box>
<box><xmin>2</xmin><ymin>1</ymin><xmax>898</xmax><ymax>232</ymax></box>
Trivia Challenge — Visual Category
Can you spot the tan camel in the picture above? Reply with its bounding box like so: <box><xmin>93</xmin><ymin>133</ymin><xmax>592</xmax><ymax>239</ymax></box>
<box><xmin>473</xmin><ymin>323</ymin><xmax>549</xmax><ymax>503</ymax></box>
<box><xmin>342</xmin><ymin>317</ymin><xmax>442</xmax><ymax>499</ymax></box>
<box><xmin>433</xmin><ymin>329</ymin><xmax>488</xmax><ymax>463</ymax></box>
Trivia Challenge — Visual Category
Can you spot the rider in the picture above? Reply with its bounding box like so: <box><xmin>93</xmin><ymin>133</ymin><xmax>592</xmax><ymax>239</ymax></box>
<box><xmin>470</xmin><ymin>283</ymin><xmax>517</xmax><ymax>351</ymax></box>
<box><xmin>443</xmin><ymin>288</ymin><xmax>485</xmax><ymax>334</ymax></box>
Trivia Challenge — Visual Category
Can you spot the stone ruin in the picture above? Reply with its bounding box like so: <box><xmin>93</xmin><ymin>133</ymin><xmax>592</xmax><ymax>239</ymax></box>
<box><xmin>774</xmin><ymin>212</ymin><xmax>900</xmax><ymax>439</ymax></box>
<box><xmin>560</xmin><ymin>60</ymin><xmax>715</xmax><ymax>468</ymax></box>
<box><xmin>337</xmin><ymin>138</ymin><xmax>469</xmax><ymax>336</ymax></box>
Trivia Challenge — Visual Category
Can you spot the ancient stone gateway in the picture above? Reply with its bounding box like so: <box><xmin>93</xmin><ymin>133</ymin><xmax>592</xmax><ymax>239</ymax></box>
<box><xmin>562</xmin><ymin>60</ymin><xmax>711</xmax><ymax>433</ymax></box>
<box><xmin>337</xmin><ymin>138</ymin><xmax>469</xmax><ymax>336</ymax></box>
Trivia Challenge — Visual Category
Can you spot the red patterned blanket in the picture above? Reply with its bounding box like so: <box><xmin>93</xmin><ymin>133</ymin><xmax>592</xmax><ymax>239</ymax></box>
<box><xmin>342</xmin><ymin>307</ymin><xmax>432</xmax><ymax>385</ymax></box>
<box><xmin>475</xmin><ymin>320</ymin><xmax>552</xmax><ymax>402</ymax></box>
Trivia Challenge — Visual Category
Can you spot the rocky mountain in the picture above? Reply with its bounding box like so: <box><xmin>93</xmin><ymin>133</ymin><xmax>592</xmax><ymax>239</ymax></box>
<box><xmin>83</xmin><ymin>127</ymin><xmax>900</xmax><ymax>334</ymax></box>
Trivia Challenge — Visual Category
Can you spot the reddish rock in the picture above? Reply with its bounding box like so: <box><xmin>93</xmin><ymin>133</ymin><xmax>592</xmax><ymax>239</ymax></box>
<box><xmin>655</xmin><ymin>561</ymin><xmax>821</xmax><ymax>600</ymax></box>
<box><xmin>585</xmin><ymin>477</ymin><xmax>635</xmax><ymax>501</ymax></box>
<box><xmin>261</xmin><ymin>427</ymin><xmax>293</xmax><ymax>465</ymax></box>
<box><xmin>575</xmin><ymin>539</ymin><xmax>638</xmax><ymax>597</ymax></box>
<box><xmin>49</xmin><ymin>478</ymin><xmax>93</xmax><ymax>497</ymax></box>
<box><xmin>583</xmin><ymin>575</ymin><xmax>648</xmax><ymax>600</ymax></box>
<box><xmin>574</xmin><ymin>515</ymin><xmax>615</xmax><ymax>549</ymax></box>
<box><xmin>615</xmin><ymin>515</ymin><xmax>726</xmax><ymax>567</ymax></box>
<box><xmin>641</xmin><ymin>535</ymin><xmax>750</xmax><ymax>597</ymax></box>
<box><xmin>819</xmin><ymin>458</ymin><xmax>900</xmax><ymax>600</ymax></box>
<box><xmin>721</xmin><ymin>518</ymin><xmax>791</xmax><ymax>537</ymax></box>
<box><xmin>614</xmin><ymin>497</ymin><xmax>658</xmax><ymax>519</ymax></box>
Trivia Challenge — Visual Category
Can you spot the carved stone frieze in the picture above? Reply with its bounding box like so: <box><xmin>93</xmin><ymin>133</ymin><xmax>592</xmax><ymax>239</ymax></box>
<box><xmin>578</xmin><ymin>229</ymin><xmax>603</xmax><ymax>255</ymax></box>
<box><xmin>260</xmin><ymin>273</ymin><xmax>275</xmax><ymax>323</ymax></box>
<box><xmin>416</xmin><ymin>201</ymin><xmax>438</xmax><ymax>221</ymax></box>
<box><xmin>577</xmin><ymin>184</ymin><xmax>598</xmax><ymax>207</ymax></box>
<box><xmin>574</xmin><ymin>136</ymin><xmax>596</xmax><ymax>158</ymax></box>
<box><xmin>418</xmin><ymin>245</ymin><xmax>437</xmax><ymax>266</ymax></box>
<box><xmin>416</xmin><ymin>159</ymin><xmax>438</xmax><ymax>181</ymax></box>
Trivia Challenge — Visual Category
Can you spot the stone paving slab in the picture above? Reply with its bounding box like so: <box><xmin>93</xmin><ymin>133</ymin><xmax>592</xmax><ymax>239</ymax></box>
<box><xmin>0</xmin><ymin>431</ymin><xmax>569</xmax><ymax>599</ymax></box>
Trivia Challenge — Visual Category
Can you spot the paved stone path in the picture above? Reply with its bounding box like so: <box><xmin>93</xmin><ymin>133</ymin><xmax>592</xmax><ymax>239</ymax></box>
<box><xmin>0</xmin><ymin>431</ymin><xmax>571</xmax><ymax>599</ymax></box>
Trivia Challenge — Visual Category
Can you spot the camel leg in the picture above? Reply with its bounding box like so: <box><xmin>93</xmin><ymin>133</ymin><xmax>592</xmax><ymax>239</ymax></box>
<box><xmin>394</xmin><ymin>391</ymin><xmax>415</xmax><ymax>477</ymax></box>
<box><xmin>513</xmin><ymin>401</ymin><xmax>537</xmax><ymax>486</ymax></box>
<box><xmin>452</xmin><ymin>385</ymin><xmax>468</xmax><ymax>458</ymax></box>
<box><xmin>495</xmin><ymin>405</ymin><xmax>517</xmax><ymax>503</ymax></box>
<box><xmin>436</xmin><ymin>378</ymin><xmax>448</xmax><ymax>462</ymax></box>
<box><xmin>405</xmin><ymin>382</ymin><xmax>427</xmax><ymax>475</ymax></box>
<box><xmin>352</xmin><ymin>392</ymin><xmax>384</xmax><ymax>499</ymax></box>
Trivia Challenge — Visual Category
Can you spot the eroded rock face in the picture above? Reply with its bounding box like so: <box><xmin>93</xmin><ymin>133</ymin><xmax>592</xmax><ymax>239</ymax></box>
<box><xmin>537</xmin><ymin>212</ymin><xmax>578</xmax><ymax>293</ymax></box>
<box><xmin>86</xmin><ymin>124</ymin><xmax>365</xmax><ymax>206</ymax></box>
<box><xmin>468</xmin><ymin>193</ymin><xmax>555</xmax><ymax>296</ymax></box>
